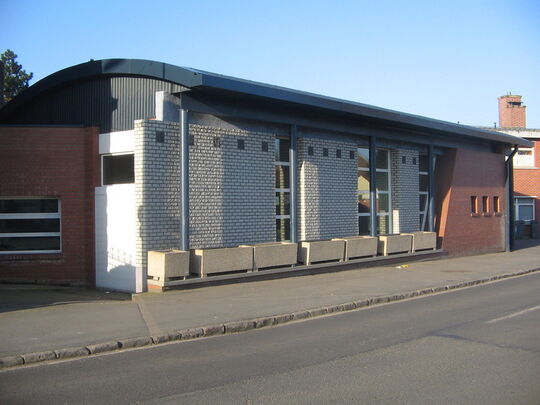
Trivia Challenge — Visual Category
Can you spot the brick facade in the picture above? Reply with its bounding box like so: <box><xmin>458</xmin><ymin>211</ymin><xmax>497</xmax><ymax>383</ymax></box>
<box><xmin>0</xmin><ymin>126</ymin><xmax>99</xmax><ymax>285</ymax></box>
<box><xmin>435</xmin><ymin>148</ymin><xmax>506</xmax><ymax>255</ymax></box>
<box><xmin>297</xmin><ymin>133</ymin><xmax>358</xmax><ymax>240</ymax></box>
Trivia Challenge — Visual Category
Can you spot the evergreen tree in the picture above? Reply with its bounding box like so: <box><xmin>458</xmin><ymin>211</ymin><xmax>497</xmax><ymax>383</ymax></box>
<box><xmin>1</xmin><ymin>49</ymin><xmax>33</xmax><ymax>106</ymax></box>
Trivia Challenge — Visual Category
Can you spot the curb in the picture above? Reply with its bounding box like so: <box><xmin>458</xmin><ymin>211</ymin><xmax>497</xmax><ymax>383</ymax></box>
<box><xmin>1</xmin><ymin>267</ymin><xmax>539</xmax><ymax>370</ymax></box>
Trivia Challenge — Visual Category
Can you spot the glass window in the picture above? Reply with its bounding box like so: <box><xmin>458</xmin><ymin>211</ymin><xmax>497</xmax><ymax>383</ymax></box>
<box><xmin>275</xmin><ymin>138</ymin><xmax>290</xmax><ymax>162</ymax></box>
<box><xmin>103</xmin><ymin>154</ymin><xmax>134</xmax><ymax>185</ymax></box>
<box><xmin>376</xmin><ymin>149</ymin><xmax>389</xmax><ymax>170</ymax></box>
<box><xmin>275</xmin><ymin>192</ymin><xmax>290</xmax><ymax>216</ymax></box>
<box><xmin>419</xmin><ymin>174</ymin><xmax>429</xmax><ymax>192</ymax></box>
<box><xmin>471</xmin><ymin>196</ymin><xmax>478</xmax><ymax>214</ymax></box>
<box><xmin>358</xmin><ymin>216</ymin><xmax>370</xmax><ymax>235</ymax></box>
<box><xmin>358</xmin><ymin>193</ymin><xmax>370</xmax><ymax>213</ymax></box>
<box><xmin>0</xmin><ymin>198</ymin><xmax>61</xmax><ymax>254</ymax></box>
<box><xmin>276</xmin><ymin>218</ymin><xmax>291</xmax><ymax>241</ymax></box>
<box><xmin>376</xmin><ymin>172</ymin><xmax>389</xmax><ymax>191</ymax></box>
<box><xmin>419</xmin><ymin>154</ymin><xmax>429</xmax><ymax>172</ymax></box>
<box><xmin>357</xmin><ymin>171</ymin><xmax>370</xmax><ymax>190</ymax></box>
<box><xmin>482</xmin><ymin>196</ymin><xmax>489</xmax><ymax>213</ymax></box>
<box><xmin>514</xmin><ymin>197</ymin><xmax>535</xmax><ymax>221</ymax></box>
<box><xmin>377</xmin><ymin>193</ymin><xmax>389</xmax><ymax>213</ymax></box>
<box><xmin>493</xmin><ymin>196</ymin><xmax>500</xmax><ymax>213</ymax></box>
<box><xmin>357</xmin><ymin>147</ymin><xmax>369</xmax><ymax>168</ymax></box>
<box><xmin>275</xmin><ymin>165</ymin><xmax>290</xmax><ymax>189</ymax></box>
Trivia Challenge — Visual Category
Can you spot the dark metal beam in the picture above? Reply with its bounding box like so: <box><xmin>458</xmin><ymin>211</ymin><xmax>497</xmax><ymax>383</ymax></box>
<box><xmin>369</xmin><ymin>137</ymin><xmax>377</xmax><ymax>237</ymax></box>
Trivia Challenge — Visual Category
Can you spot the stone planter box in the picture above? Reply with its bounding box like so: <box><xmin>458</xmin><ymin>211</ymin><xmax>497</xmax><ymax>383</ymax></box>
<box><xmin>190</xmin><ymin>246</ymin><xmax>253</xmax><ymax>278</ymax></box>
<box><xmin>332</xmin><ymin>236</ymin><xmax>378</xmax><ymax>260</ymax></box>
<box><xmin>147</xmin><ymin>250</ymin><xmax>189</xmax><ymax>280</ymax></box>
<box><xmin>402</xmin><ymin>231</ymin><xmax>436</xmax><ymax>252</ymax></box>
<box><xmin>240</xmin><ymin>242</ymin><xmax>297</xmax><ymax>270</ymax></box>
<box><xmin>377</xmin><ymin>234</ymin><xmax>413</xmax><ymax>256</ymax></box>
<box><xmin>298</xmin><ymin>240</ymin><xmax>345</xmax><ymax>266</ymax></box>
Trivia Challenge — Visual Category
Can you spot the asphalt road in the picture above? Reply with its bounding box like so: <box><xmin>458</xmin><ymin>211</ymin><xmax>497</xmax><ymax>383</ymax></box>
<box><xmin>1</xmin><ymin>273</ymin><xmax>539</xmax><ymax>404</ymax></box>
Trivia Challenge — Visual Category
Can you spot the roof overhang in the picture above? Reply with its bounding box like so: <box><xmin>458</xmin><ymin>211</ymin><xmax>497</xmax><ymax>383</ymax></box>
<box><xmin>0</xmin><ymin>58</ymin><xmax>533</xmax><ymax>148</ymax></box>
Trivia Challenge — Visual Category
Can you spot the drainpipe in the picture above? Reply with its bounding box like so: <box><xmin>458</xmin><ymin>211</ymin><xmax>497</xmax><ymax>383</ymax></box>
<box><xmin>505</xmin><ymin>145</ymin><xmax>518</xmax><ymax>252</ymax></box>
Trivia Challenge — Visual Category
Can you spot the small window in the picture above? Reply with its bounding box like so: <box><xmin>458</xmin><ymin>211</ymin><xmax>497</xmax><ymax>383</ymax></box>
<box><xmin>402</xmin><ymin>156</ymin><xmax>406</xmax><ymax>164</ymax></box>
<box><xmin>262</xmin><ymin>141</ymin><xmax>269</xmax><ymax>152</ymax></box>
<box><xmin>308</xmin><ymin>146</ymin><xmax>314</xmax><ymax>156</ymax></box>
<box><xmin>493</xmin><ymin>196</ymin><xmax>500</xmax><ymax>214</ymax></box>
<box><xmin>102</xmin><ymin>154</ymin><xmax>134</xmax><ymax>185</ymax></box>
<box><xmin>0</xmin><ymin>198</ymin><xmax>61</xmax><ymax>254</ymax></box>
<box><xmin>336</xmin><ymin>149</ymin><xmax>341</xmax><ymax>158</ymax></box>
<box><xmin>213</xmin><ymin>137</ymin><xmax>221</xmax><ymax>147</ymax></box>
<box><xmin>237</xmin><ymin>139</ymin><xmax>245</xmax><ymax>150</ymax></box>
<box><xmin>323</xmin><ymin>148</ymin><xmax>329</xmax><ymax>157</ymax></box>
<box><xmin>350</xmin><ymin>150</ymin><xmax>355</xmax><ymax>160</ymax></box>
<box><xmin>155</xmin><ymin>131</ymin><xmax>164</xmax><ymax>143</ymax></box>
<box><xmin>514</xmin><ymin>197</ymin><xmax>535</xmax><ymax>221</ymax></box>
<box><xmin>189</xmin><ymin>135</ymin><xmax>195</xmax><ymax>146</ymax></box>
<box><xmin>482</xmin><ymin>196</ymin><xmax>489</xmax><ymax>213</ymax></box>
<box><xmin>471</xmin><ymin>196</ymin><xmax>478</xmax><ymax>214</ymax></box>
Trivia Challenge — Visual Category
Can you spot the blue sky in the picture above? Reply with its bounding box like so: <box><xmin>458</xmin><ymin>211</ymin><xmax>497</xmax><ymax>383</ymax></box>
<box><xmin>2</xmin><ymin>0</ymin><xmax>539</xmax><ymax>127</ymax></box>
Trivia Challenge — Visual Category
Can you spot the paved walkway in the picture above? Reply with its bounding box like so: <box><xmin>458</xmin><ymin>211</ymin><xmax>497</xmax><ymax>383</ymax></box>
<box><xmin>1</xmin><ymin>240</ymin><xmax>539</xmax><ymax>367</ymax></box>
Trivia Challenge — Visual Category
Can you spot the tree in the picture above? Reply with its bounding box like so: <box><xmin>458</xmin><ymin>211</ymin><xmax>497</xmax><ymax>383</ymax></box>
<box><xmin>1</xmin><ymin>49</ymin><xmax>33</xmax><ymax>106</ymax></box>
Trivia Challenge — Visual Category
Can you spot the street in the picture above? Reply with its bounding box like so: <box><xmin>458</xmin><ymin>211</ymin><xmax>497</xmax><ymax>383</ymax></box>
<box><xmin>1</xmin><ymin>272</ymin><xmax>539</xmax><ymax>404</ymax></box>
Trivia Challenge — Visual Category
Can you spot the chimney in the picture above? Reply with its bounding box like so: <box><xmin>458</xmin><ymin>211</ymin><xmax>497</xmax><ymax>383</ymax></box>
<box><xmin>498</xmin><ymin>94</ymin><xmax>526</xmax><ymax>128</ymax></box>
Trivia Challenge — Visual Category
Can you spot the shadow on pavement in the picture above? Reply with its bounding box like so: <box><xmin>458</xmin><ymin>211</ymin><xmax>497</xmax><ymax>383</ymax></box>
<box><xmin>513</xmin><ymin>239</ymin><xmax>540</xmax><ymax>251</ymax></box>
<box><xmin>0</xmin><ymin>284</ymin><xmax>132</xmax><ymax>313</ymax></box>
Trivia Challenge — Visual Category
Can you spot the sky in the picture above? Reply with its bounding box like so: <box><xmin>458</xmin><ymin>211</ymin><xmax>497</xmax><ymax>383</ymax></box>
<box><xmin>1</xmin><ymin>0</ymin><xmax>539</xmax><ymax>127</ymax></box>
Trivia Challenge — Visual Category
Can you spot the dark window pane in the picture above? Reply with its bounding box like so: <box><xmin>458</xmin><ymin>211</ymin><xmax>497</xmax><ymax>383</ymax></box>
<box><xmin>358</xmin><ymin>193</ymin><xmax>370</xmax><ymax>213</ymax></box>
<box><xmin>518</xmin><ymin>206</ymin><xmax>533</xmax><ymax>221</ymax></box>
<box><xmin>358</xmin><ymin>216</ymin><xmax>370</xmax><ymax>235</ymax></box>
<box><xmin>0</xmin><ymin>199</ymin><xmax>58</xmax><ymax>214</ymax></box>
<box><xmin>377</xmin><ymin>193</ymin><xmax>389</xmax><ymax>213</ymax></box>
<box><xmin>419</xmin><ymin>174</ymin><xmax>428</xmax><ymax>192</ymax></box>
<box><xmin>419</xmin><ymin>154</ymin><xmax>429</xmax><ymax>172</ymax></box>
<box><xmin>276</xmin><ymin>218</ymin><xmax>291</xmax><ymax>242</ymax></box>
<box><xmin>419</xmin><ymin>194</ymin><xmax>428</xmax><ymax>212</ymax></box>
<box><xmin>103</xmin><ymin>154</ymin><xmax>134</xmax><ymax>185</ymax></box>
<box><xmin>0</xmin><ymin>219</ymin><xmax>60</xmax><ymax>233</ymax></box>
<box><xmin>275</xmin><ymin>192</ymin><xmax>291</xmax><ymax>216</ymax></box>
<box><xmin>376</xmin><ymin>149</ymin><xmax>389</xmax><ymax>169</ymax></box>
<box><xmin>0</xmin><ymin>237</ymin><xmax>60</xmax><ymax>251</ymax></box>
<box><xmin>357</xmin><ymin>147</ymin><xmax>369</xmax><ymax>168</ymax></box>
<box><xmin>376</xmin><ymin>172</ymin><xmax>389</xmax><ymax>191</ymax></box>
<box><xmin>275</xmin><ymin>138</ymin><xmax>290</xmax><ymax>162</ymax></box>
<box><xmin>275</xmin><ymin>165</ymin><xmax>290</xmax><ymax>189</ymax></box>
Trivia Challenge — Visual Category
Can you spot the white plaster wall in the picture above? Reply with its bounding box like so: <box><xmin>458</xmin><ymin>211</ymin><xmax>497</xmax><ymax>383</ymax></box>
<box><xmin>95</xmin><ymin>183</ymin><xmax>141</xmax><ymax>292</ymax></box>
<box><xmin>99</xmin><ymin>130</ymin><xmax>134</xmax><ymax>154</ymax></box>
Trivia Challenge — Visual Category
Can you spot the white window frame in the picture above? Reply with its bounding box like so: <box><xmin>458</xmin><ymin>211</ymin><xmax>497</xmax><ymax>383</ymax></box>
<box><xmin>357</xmin><ymin>147</ymin><xmax>371</xmax><ymax>235</ymax></box>
<box><xmin>0</xmin><ymin>197</ymin><xmax>61</xmax><ymax>254</ymax></box>
<box><xmin>376</xmin><ymin>149</ymin><xmax>392</xmax><ymax>235</ymax></box>
<box><xmin>514</xmin><ymin>196</ymin><xmax>536</xmax><ymax>222</ymax></box>
<box><xmin>357</xmin><ymin>147</ymin><xmax>392</xmax><ymax>236</ymax></box>
<box><xmin>419</xmin><ymin>155</ymin><xmax>429</xmax><ymax>231</ymax></box>
<box><xmin>275</xmin><ymin>138</ymin><xmax>291</xmax><ymax>241</ymax></box>
<box><xmin>513</xmin><ymin>147</ymin><xmax>534</xmax><ymax>168</ymax></box>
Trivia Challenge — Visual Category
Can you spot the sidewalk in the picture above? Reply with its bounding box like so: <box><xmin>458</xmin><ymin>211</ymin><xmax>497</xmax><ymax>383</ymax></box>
<box><xmin>1</xmin><ymin>240</ymin><xmax>539</xmax><ymax>367</ymax></box>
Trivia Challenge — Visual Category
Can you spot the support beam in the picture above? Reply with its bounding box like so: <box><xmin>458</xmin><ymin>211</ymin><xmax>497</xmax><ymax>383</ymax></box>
<box><xmin>180</xmin><ymin>109</ymin><xmax>190</xmax><ymax>251</ymax></box>
<box><xmin>289</xmin><ymin>125</ymin><xmax>298</xmax><ymax>243</ymax></box>
<box><xmin>369</xmin><ymin>137</ymin><xmax>377</xmax><ymax>237</ymax></box>
<box><xmin>505</xmin><ymin>146</ymin><xmax>518</xmax><ymax>252</ymax></box>
<box><xmin>428</xmin><ymin>144</ymin><xmax>435</xmax><ymax>232</ymax></box>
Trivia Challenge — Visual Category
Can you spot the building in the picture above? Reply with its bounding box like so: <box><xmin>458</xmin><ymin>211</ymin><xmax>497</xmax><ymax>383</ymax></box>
<box><xmin>494</xmin><ymin>94</ymin><xmax>539</xmax><ymax>236</ymax></box>
<box><xmin>0</xmin><ymin>59</ymin><xmax>532</xmax><ymax>292</ymax></box>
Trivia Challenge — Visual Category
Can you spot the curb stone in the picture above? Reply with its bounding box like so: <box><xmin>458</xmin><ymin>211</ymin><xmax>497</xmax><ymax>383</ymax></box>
<box><xmin>1</xmin><ymin>267</ymin><xmax>539</xmax><ymax>370</ymax></box>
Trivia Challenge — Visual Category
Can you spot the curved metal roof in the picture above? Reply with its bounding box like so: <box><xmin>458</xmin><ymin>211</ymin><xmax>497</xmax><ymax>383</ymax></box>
<box><xmin>0</xmin><ymin>58</ymin><xmax>532</xmax><ymax>147</ymax></box>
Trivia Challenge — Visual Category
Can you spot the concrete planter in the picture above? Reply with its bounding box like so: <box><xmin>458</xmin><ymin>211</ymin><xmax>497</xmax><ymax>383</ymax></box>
<box><xmin>240</xmin><ymin>242</ymin><xmax>298</xmax><ymax>270</ymax></box>
<box><xmin>298</xmin><ymin>240</ymin><xmax>345</xmax><ymax>266</ymax></box>
<box><xmin>377</xmin><ymin>234</ymin><xmax>413</xmax><ymax>256</ymax></box>
<box><xmin>332</xmin><ymin>236</ymin><xmax>378</xmax><ymax>260</ymax></box>
<box><xmin>147</xmin><ymin>250</ymin><xmax>189</xmax><ymax>280</ymax></box>
<box><xmin>402</xmin><ymin>231</ymin><xmax>437</xmax><ymax>252</ymax></box>
<box><xmin>190</xmin><ymin>246</ymin><xmax>253</xmax><ymax>278</ymax></box>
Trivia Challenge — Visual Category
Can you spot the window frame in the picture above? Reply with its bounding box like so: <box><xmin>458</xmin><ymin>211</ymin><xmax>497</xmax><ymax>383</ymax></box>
<box><xmin>418</xmin><ymin>154</ymin><xmax>429</xmax><ymax>230</ymax></box>
<box><xmin>514</xmin><ymin>196</ymin><xmax>535</xmax><ymax>222</ymax></box>
<box><xmin>0</xmin><ymin>197</ymin><xmax>61</xmax><ymax>254</ymax></box>
<box><xmin>513</xmin><ymin>147</ymin><xmax>534</xmax><ymax>168</ymax></box>
<box><xmin>101</xmin><ymin>152</ymin><xmax>135</xmax><ymax>186</ymax></box>
<box><xmin>275</xmin><ymin>137</ymin><xmax>291</xmax><ymax>241</ymax></box>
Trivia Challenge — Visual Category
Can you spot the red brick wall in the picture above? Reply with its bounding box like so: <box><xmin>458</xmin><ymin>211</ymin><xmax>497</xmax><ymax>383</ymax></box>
<box><xmin>435</xmin><ymin>148</ymin><xmax>506</xmax><ymax>255</ymax></box>
<box><xmin>514</xmin><ymin>139</ymin><xmax>540</xmax><ymax>219</ymax></box>
<box><xmin>0</xmin><ymin>126</ymin><xmax>99</xmax><ymax>286</ymax></box>
<box><xmin>498</xmin><ymin>95</ymin><xmax>526</xmax><ymax>128</ymax></box>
